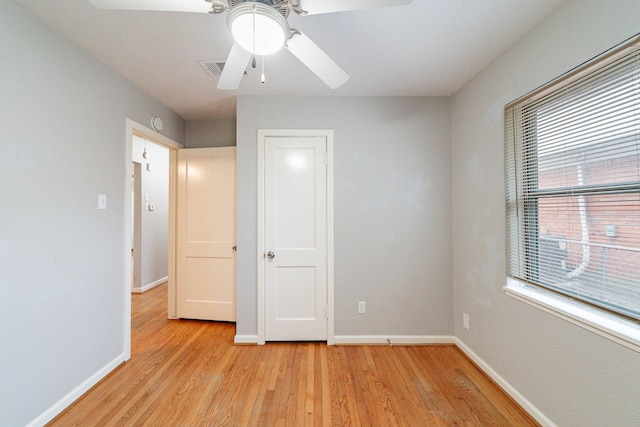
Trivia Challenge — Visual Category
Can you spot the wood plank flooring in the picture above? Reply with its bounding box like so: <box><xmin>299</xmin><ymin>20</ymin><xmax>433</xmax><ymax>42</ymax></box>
<box><xmin>48</xmin><ymin>284</ymin><xmax>538</xmax><ymax>426</ymax></box>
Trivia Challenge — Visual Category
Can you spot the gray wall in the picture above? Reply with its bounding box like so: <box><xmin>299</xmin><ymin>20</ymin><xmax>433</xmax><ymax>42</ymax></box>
<box><xmin>132</xmin><ymin>136</ymin><xmax>170</xmax><ymax>291</ymax></box>
<box><xmin>186</xmin><ymin>119</ymin><xmax>236</xmax><ymax>147</ymax></box>
<box><xmin>0</xmin><ymin>2</ymin><xmax>184</xmax><ymax>425</ymax></box>
<box><xmin>451</xmin><ymin>0</ymin><xmax>640</xmax><ymax>425</ymax></box>
<box><xmin>236</xmin><ymin>96</ymin><xmax>452</xmax><ymax>337</ymax></box>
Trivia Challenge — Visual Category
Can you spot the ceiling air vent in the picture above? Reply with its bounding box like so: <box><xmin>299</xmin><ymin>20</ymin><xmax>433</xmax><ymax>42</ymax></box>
<box><xmin>198</xmin><ymin>60</ymin><xmax>226</xmax><ymax>77</ymax></box>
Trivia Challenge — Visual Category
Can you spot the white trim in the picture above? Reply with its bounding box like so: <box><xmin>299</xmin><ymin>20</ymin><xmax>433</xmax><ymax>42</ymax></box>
<box><xmin>455</xmin><ymin>338</ymin><xmax>557</xmax><ymax>427</ymax></box>
<box><xmin>256</xmin><ymin>129</ymin><xmax>335</xmax><ymax>345</ymax></box>
<box><xmin>326</xmin><ymin>136</ymin><xmax>335</xmax><ymax>346</ymax></box>
<box><xmin>234</xmin><ymin>334</ymin><xmax>259</xmax><ymax>344</ymax></box>
<box><xmin>127</xmin><ymin>119</ymin><xmax>183</xmax><ymax>150</ymax></box>
<box><xmin>26</xmin><ymin>353</ymin><xmax>126</xmax><ymax>427</ymax></box>
<box><xmin>167</xmin><ymin>147</ymin><xmax>179</xmax><ymax>319</ymax></box>
<box><xmin>334</xmin><ymin>335</ymin><xmax>455</xmax><ymax>345</ymax></box>
<box><xmin>256</xmin><ymin>132</ymin><xmax>266</xmax><ymax>345</ymax></box>
<box><xmin>505</xmin><ymin>278</ymin><xmax>640</xmax><ymax>353</ymax></box>
<box><xmin>131</xmin><ymin>276</ymin><xmax>168</xmax><ymax>294</ymax></box>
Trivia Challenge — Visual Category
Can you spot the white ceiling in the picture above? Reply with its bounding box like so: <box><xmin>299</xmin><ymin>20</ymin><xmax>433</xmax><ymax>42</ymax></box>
<box><xmin>17</xmin><ymin>0</ymin><xmax>567</xmax><ymax>120</ymax></box>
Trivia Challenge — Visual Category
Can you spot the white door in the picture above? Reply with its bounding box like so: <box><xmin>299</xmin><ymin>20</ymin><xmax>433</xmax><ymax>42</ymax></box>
<box><xmin>264</xmin><ymin>136</ymin><xmax>329</xmax><ymax>341</ymax></box>
<box><xmin>176</xmin><ymin>147</ymin><xmax>236</xmax><ymax>321</ymax></box>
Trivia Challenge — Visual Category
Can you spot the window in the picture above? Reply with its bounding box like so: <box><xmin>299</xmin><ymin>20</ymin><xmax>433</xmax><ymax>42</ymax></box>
<box><xmin>505</xmin><ymin>36</ymin><xmax>640</xmax><ymax>328</ymax></box>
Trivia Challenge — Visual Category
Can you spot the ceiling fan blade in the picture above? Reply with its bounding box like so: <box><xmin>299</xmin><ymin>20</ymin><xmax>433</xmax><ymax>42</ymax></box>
<box><xmin>286</xmin><ymin>31</ymin><xmax>349</xmax><ymax>89</ymax></box>
<box><xmin>88</xmin><ymin>0</ymin><xmax>214</xmax><ymax>13</ymax></box>
<box><xmin>297</xmin><ymin>0</ymin><xmax>412</xmax><ymax>15</ymax></box>
<box><xmin>217</xmin><ymin>43</ymin><xmax>252</xmax><ymax>90</ymax></box>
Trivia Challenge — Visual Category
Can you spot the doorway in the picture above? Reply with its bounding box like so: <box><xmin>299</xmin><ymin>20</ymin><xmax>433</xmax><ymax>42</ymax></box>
<box><xmin>131</xmin><ymin>136</ymin><xmax>170</xmax><ymax>294</ymax></box>
<box><xmin>123</xmin><ymin>119</ymin><xmax>183</xmax><ymax>359</ymax></box>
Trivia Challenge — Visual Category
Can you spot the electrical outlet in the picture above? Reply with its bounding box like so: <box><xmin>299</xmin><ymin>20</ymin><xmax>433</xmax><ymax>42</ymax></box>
<box><xmin>358</xmin><ymin>301</ymin><xmax>366</xmax><ymax>314</ymax></box>
<box><xmin>463</xmin><ymin>313</ymin><xmax>470</xmax><ymax>330</ymax></box>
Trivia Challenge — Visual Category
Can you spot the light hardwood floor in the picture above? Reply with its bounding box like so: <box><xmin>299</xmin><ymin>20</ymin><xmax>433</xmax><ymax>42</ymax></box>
<box><xmin>48</xmin><ymin>284</ymin><xmax>538</xmax><ymax>426</ymax></box>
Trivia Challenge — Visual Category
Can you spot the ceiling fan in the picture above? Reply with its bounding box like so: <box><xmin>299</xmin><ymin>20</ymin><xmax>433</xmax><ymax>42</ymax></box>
<box><xmin>88</xmin><ymin>0</ymin><xmax>412</xmax><ymax>90</ymax></box>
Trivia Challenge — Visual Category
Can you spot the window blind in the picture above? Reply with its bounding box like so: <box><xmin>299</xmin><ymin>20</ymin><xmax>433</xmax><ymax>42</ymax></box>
<box><xmin>505</xmin><ymin>35</ymin><xmax>640</xmax><ymax>321</ymax></box>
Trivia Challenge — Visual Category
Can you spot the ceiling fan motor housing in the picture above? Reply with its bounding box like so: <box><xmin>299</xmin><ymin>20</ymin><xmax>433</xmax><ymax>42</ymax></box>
<box><xmin>230</xmin><ymin>0</ymin><xmax>290</xmax><ymax>18</ymax></box>
<box><xmin>227</xmin><ymin>2</ymin><xmax>290</xmax><ymax>55</ymax></box>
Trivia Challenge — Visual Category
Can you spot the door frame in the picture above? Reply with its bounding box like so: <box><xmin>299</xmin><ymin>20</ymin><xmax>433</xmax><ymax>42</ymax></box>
<box><xmin>256</xmin><ymin>129</ymin><xmax>335</xmax><ymax>345</ymax></box>
<box><xmin>124</xmin><ymin>119</ymin><xmax>183</xmax><ymax>359</ymax></box>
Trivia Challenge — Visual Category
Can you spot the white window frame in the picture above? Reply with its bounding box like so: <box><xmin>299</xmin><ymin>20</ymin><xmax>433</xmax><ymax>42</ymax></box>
<box><xmin>504</xmin><ymin>34</ymin><xmax>640</xmax><ymax>353</ymax></box>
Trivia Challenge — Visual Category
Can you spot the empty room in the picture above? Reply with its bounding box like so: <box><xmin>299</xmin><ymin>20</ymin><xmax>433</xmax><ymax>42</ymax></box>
<box><xmin>1</xmin><ymin>0</ymin><xmax>639</xmax><ymax>426</ymax></box>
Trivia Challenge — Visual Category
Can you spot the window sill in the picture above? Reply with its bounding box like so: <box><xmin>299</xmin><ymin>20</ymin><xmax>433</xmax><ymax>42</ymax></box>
<box><xmin>505</xmin><ymin>278</ymin><xmax>640</xmax><ymax>353</ymax></box>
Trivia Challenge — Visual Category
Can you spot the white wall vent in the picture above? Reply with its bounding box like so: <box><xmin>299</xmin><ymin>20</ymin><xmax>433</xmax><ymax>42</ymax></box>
<box><xmin>198</xmin><ymin>60</ymin><xmax>226</xmax><ymax>77</ymax></box>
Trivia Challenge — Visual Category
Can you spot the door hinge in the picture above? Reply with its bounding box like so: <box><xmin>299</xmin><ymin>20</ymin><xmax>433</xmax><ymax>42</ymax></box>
<box><xmin>324</xmin><ymin>152</ymin><xmax>328</xmax><ymax>166</ymax></box>
<box><xmin>324</xmin><ymin>305</ymin><xmax>329</xmax><ymax>319</ymax></box>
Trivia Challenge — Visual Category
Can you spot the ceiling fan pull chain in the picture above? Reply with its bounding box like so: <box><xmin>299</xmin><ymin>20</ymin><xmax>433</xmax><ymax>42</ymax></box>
<box><xmin>261</xmin><ymin>56</ymin><xmax>266</xmax><ymax>84</ymax></box>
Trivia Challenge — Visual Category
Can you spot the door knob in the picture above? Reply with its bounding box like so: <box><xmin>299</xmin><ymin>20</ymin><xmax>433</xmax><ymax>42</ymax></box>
<box><xmin>266</xmin><ymin>251</ymin><xmax>276</xmax><ymax>260</ymax></box>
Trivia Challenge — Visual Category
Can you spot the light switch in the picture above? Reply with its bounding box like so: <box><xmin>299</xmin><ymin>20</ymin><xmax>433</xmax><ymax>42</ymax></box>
<box><xmin>358</xmin><ymin>301</ymin><xmax>366</xmax><ymax>314</ymax></box>
<box><xmin>98</xmin><ymin>194</ymin><xmax>107</xmax><ymax>210</ymax></box>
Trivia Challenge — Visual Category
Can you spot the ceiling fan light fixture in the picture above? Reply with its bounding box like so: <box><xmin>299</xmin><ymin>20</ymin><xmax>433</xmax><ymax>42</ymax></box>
<box><xmin>227</xmin><ymin>3</ymin><xmax>289</xmax><ymax>56</ymax></box>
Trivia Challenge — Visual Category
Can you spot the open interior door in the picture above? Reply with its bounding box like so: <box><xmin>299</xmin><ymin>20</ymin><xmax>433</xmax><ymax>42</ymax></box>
<box><xmin>176</xmin><ymin>147</ymin><xmax>236</xmax><ymax>321</ymax></box>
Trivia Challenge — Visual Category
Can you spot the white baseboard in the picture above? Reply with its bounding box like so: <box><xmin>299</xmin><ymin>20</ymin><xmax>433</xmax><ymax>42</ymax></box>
<box><xmin>334</xmin><ymin>335</ymin><xmax>455</xmax><ymax>345</ymax></box>
<box><xmin>233</xmin><ymin>335</ymin><xmax>454</xmax><ymax>346</ymax></box>
<box><xmin>234</xmin><ymin>334</ymin><xmax>259</xmax><ymax>344</ymax></box>
<box><xmin>131</xmin><ymin>276</ymin><xmax>167</xmax><ymax>293</ymax></box>
<box><xmin>27</xmin><ymin>353</ymin><xmax>126</xmax><ymax>427</ymax></box>
<box><xmin>454</xmin><ymin>338</ymin><xmax>556</xmax><ymax>427</ymax></box>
